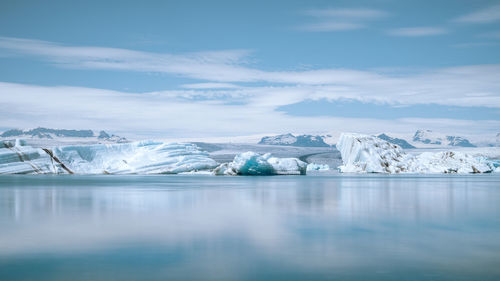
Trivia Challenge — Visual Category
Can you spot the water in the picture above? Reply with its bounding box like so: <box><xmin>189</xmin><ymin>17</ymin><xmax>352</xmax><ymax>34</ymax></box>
<box><xmin>0</xmin><ymin>173</ymin><xmax>499</xmax><ymax>281</ymax></box>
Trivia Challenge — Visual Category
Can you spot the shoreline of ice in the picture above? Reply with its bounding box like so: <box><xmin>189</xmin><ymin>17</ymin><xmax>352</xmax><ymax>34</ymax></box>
<box><xmin>1</xmin><ymin>140</ymin><xmax>309</xmax><ymax>176</ymax></box>
<box><xmin>2</xmin><ymin>135</ymin><xmax>498</xmax><ymax>175</ymax></box>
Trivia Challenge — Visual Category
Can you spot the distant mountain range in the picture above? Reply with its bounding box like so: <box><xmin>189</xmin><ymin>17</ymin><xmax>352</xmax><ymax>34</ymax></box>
<box><xmin>2</xmin><ymin>128</ymin><xmax>492</xmax><ymax>148</ymax></box>
<box><xmin>412</xmin><ymin>130</ymin><xmax>475</xmax><ymax>147</ymax></box>
<box><xmin>376</xmin><ymin>134</ymin><xmax>416</xmax><ymax>149</ymax></box>
<box><xmin>258</xmin><ymin>130</ymin><xmax>483</xmax><ymax>148</ymax></box>
<box><xmin>0</xmin><ymin>127</ymin><xmax>128</xmax><ymax>143</ymax></box>
<box><xmin>258</xmin><ymin>133</ymin><xmax>330</xmax><ymax>147</ymax></box>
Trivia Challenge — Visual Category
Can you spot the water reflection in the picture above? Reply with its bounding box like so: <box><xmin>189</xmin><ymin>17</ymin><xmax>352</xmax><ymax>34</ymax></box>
<box><xmin>0</xmin><ymin>174</ymin><xmax>499</xmax><ymax>281</ymax></box>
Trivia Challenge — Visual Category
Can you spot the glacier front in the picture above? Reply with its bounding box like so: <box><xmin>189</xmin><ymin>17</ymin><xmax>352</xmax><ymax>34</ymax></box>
<box><xmin>337</xmin><ymin>133</ymin><xmax>495</xmax><ymax>174</ymax></box>
<box><xmin>0</xmin><ymin>139</ymin><xmax>65</xmax><ymax>174</ymax></box>
<box><xmin>0</xmin><ymin>140</ymin><xmax>218</xmax><ymax>174</ymax></box>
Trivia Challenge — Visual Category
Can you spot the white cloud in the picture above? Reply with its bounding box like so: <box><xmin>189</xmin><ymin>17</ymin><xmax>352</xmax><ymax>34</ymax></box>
<box><xmin>0</xmin><ymin>37</ymin><xmax>499</xmax><ymax>137</ymax></box>
<box><xmin>454</xmin><ymin>4</ymin><xmax>500</xmax><ymax>24</ymax></box>
<box><xmin>299</xmin><ymin>8</ymin><xmax>387</xmax><ymax>31</ymax></box>
<box><xmin>0</xmin><ymin>37</ymin><xmax>499</xmax><ymax>109</ymax></box>
<box><xmin>388</xmin><ymin>27</ymin><xmax>447</xmax><ymax>37</ymax></box>
<box><xmin>0</xmin><ymin>81</ymin><xmax>498</xmax><ymax>139</ymax></box>
<box><xmin>0</xmin><ymin>36</ymin><xmax>256</xmax><ymax>82</ymax></box>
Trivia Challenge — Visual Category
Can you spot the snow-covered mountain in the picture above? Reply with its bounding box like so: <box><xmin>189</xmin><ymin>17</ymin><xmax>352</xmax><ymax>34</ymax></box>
<box><xmin>0</xmin><ymin>127</ymin><xmax>128</xmax><ymax>146</ymax></box>
<box><xmin>96</xmin><ymin>130</ymin><xmax>128</xmax><ymax>143</ymax></box>
<box><xmin>412</xmin><ymin>130</ymin><xmax>475</xmax><ymax>147</ymax></box>
<box><xmin>376</xmin><ymin>134</ymin><xmax>415</xmax><ymax>149</ymax></box>
<box><xmin>258</xmin><ymin>133</ymin><xmax>330</xmax><ymax>147</ymax></box>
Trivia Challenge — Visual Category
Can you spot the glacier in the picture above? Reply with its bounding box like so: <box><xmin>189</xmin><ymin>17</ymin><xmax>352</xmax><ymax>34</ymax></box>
<box><xmin>0</xmin><ymin>139</ymin><xmax>65</xmax><ymax>174</ymax></box>
<box><xmin>0</xmin><ymin>140</ymin><xmax>217</xmax><ymax>174</ymax></box>
<box><xmin>337</xmin><ymin>133</ymin><xmax>495</xmax><ymax>174</ymax></box>
<box><xmin>214</xmin><ymin>152</ymin><xmax>307</xmax><ymax>175</ymax></box>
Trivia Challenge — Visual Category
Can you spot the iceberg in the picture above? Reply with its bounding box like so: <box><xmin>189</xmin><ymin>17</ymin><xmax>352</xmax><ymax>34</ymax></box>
<box><xmin>337</xmin><ymin>133</ymin><xmax>412</xmax><ymax>173</ymax></box>
<box><xmin>0</xmin><ymin>140</ymin><xmax>217</xmax><ymax>174</ymax></box>
<box><xmin>306</xmin><ymin>163</ymin><xmax>330</xmax><ymax>171</ymax></box>
<box><xmin>0</xmin><ymin>139</ymin><xmax>65</xmax><ymax>174</ymax></box>
<box><xmin>214</xmin><ymin>152</ymin><xmax>307</xmax><ymax>175</ymax></box>
<box><xmin>337</xmin><ymin>133</ymin><xmax>495</xmax><ymax>174</ymax></box>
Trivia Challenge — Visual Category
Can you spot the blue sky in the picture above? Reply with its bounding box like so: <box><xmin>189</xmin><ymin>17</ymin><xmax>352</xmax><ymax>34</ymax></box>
<box><xmin>0</xmin><ymin>0</ymin><xmax>499</xmax><ymax>139</ymax></box>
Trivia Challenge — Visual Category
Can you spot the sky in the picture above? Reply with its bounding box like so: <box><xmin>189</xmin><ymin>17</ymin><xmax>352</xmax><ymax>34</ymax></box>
<box><xmin>0</xmin><ymin>0</ymin><xmax>499</xmax><ymax>139</ymax></box>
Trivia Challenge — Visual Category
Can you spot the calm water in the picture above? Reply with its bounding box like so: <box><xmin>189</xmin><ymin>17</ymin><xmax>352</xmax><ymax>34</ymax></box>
<box><xmin>0</xmin><ymin>174</ymin><xmax>499</xmax><ymax>281</ymax></box>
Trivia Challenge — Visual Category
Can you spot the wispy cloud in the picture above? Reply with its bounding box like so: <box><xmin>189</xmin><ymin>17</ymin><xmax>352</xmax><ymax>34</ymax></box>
<box><xmin>388</xmin><ymin>27</ymin><xmax>447</xmax><ymax>37</ymax></box>
<box><xmin>0</xmin><ymin>36</ymin><xmax>256</xmax><ymax>82</ymax></box>
<box><xmin>299</xmin><ymin>8</ymin><xmax>388</xmax><ymax>32</ymax></box>
<box><xmin>0</xmin><ymin>38</ymin><xmax>500</xmax><ymax>115</ymax></box>
<box><xmin>454</xmin><ymin>4</ymin><xmax>500</xmax><ymax>24</ymax></box>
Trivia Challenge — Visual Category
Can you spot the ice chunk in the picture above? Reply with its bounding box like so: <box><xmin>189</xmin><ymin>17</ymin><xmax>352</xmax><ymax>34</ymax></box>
<box><xmin>306</xmin><ymin>163</ymin><xmax>330</xmax><ymax>171</ymax></box>
<box><xmin>337</xmin><ymin>133</ymin><xmax>494</xmax><ymax>174</ymax></box>
<box><xmin>337</xmin><ymin>133</ymin><xmax>412</xmax><ymax>173</ymax></box>
<box><xmin>214</xmin><ymin>152</ymin><xmax>307</xmax><ymax>175</ymax></box>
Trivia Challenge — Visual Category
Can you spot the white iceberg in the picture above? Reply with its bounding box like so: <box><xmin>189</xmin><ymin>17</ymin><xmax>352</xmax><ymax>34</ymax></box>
<box><xmin>214</xmin><ymin>152</ymin><xmax>307</xmax><ymax>175</ymax></box>
<box><xmin>337</xmin><ymin>133</ymin><xmax>412</xmax><ymax>173</ymax></box>
<box><xmin>306</xmin><ymin>163</ymin><xmax>330</xmax><ymax>171</ymax></box>
<box><xmin>337</xmin><ymin>133</ymin><xmax>495</xmax><ymax>174</ymax></box>
<box><xmin>0</xmin><ymin>140</ymin><xmax>217</xmax><ymax>174</ymax></box>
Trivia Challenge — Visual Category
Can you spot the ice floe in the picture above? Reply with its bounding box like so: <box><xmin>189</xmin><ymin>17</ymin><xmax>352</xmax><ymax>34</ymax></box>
<box><xmin>337</xmin><ymin>133</ymin><xmax>496</xmax><ymax>174</ymax></box>
<box><xmin>214</xmin><ymin>152</ymin><xmax>307</xmax><ymax>175</ymax></box>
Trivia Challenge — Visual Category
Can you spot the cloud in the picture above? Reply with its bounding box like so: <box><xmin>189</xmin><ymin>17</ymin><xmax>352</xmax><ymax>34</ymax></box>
<box><xmin>0</xmin><ymin>37</ymin><xmax>499</xmax><ymax>138</ymax></box>
<box><xmin>0</xmin><ymin>37</ymin><xmax>499</xmax><ymax>109</ymax></box>
<box><xmin>454</xmin><ymin>4</ymin><xmax>500</xmax><ymax>24</ymax></box>
<box><xmin>0</xmin><ymin>81</ymin><xmax>498</xmax><ymax>139</ymax></box>
<box><xmin>298</xmin><ymin>8</ymin><xmax>388</xmax><ymax>31</ymax></box>
<box><xmin>388</xmin><ymin>27</ymin><xmax>447</xmax><ymax>37</ymax></box>
<box><xmin>0</xmin><ymin>36</ymin><xmax>256</xmax><ymax>82</ymax></box>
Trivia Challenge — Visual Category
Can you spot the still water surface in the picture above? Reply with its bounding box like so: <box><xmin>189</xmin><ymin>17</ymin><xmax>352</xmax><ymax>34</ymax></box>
<box><xmin>0</xmin><ymin>174</ymin><xmax>499</xmax><ymax>281</ymax></box>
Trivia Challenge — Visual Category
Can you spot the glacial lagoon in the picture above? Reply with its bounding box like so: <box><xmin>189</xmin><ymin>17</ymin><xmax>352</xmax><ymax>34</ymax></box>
<box><xmin>0</xmin><ymin>173</ymin><xmax>499</xmax><ymax>281</ymax></box>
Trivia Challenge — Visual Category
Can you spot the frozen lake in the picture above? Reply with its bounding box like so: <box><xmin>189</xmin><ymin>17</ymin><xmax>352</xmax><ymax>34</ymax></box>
<box><xmin>0</xmin><ymin>174</ymin><xmax>499</xmax><ymax>280</ymax></box>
